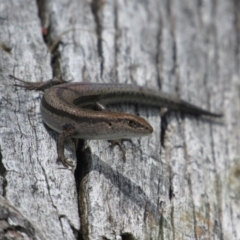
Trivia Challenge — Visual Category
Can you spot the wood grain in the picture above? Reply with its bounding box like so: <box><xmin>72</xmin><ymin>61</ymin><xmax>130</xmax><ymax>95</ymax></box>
<box><xmin>0</xmin><ymin>0</ymin><xmax>239</xmax><ymax>239</ymax></box>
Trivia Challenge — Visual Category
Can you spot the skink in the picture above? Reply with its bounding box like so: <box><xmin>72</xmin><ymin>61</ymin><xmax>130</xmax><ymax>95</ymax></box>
<box><xmin>11</xmin><ymin>76</ymin><xmax>222</xmax><ymax>167</ymax></box>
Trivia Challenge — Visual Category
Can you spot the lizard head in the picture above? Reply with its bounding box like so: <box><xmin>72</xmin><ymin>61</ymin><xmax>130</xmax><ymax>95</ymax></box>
<box><xmin>91</xmin><ymin>111</ymin><xmax>153</xmax><ymax>140</ymax></box>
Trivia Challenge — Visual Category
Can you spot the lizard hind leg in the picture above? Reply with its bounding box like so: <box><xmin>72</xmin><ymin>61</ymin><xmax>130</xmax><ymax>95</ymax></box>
<box><xmin>108</xmin><ymin>139</ymin><xmax>133</xmax><ymax>162</ymax></box>
<box><xmin>9</xmin><ymin>74</ymin><xmax>66</xmax><ymax>91</ymax></box>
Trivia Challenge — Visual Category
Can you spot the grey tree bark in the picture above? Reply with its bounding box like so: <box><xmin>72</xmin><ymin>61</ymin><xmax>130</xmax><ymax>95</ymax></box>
<box><xmin>0</xmin><ymin>0</ymin><xmax>239</xmax><ymax>239</ymax></box>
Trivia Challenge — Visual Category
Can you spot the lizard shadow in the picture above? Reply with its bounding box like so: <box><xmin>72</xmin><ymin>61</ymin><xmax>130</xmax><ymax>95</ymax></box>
<box><xmin>75</xmin><ymin>142</ymin><xmax>163</xmax><ymax>224</ymax></box>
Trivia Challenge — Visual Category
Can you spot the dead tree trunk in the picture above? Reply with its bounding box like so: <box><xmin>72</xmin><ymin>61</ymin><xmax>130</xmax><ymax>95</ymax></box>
<box><xmin>0</xmin><ymin>0</ymin><xmax>239</xmax><ymax>239</ymax></box>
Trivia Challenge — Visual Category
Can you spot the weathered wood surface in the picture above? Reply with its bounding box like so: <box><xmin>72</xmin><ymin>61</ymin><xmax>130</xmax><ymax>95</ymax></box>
<box><xmin>0</xmin><ymin>0</ymin><xmax>239</xmax><ymax>239</ymax></box>
<box><xmin>0</xmin><ymin>0</ymin><xmax>79</xmax><ymax>239</ymax></box>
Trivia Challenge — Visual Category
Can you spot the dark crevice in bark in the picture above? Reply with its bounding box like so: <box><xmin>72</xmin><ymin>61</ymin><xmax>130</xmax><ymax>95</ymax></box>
<box><xmin>77</xmin><ymin>234</ymin><xmax>85</xmax><ymax>240</ymax></box>
<box><xmin>197</xmin><ymin>0</ymin><xmax>203</xmax><ymax>27</ymax></box>
<box><xmin>90</xmin><ymin>0</ymin><xmax>105</xmax><ymax>78</ymax></box>
<box><xmin>167</xmin><ymin>0</ymin><xmax>179</xmax><ymax>95</ymax></box>
<box><xmin>75</xmin><ymin>140</ymin><xmax>89</xmax><ymax>192</ymax></box>
<box><xmin>168</xmin><ymin>165</ymin><xmax>175</xmax><ymax>240</ymax></box>
<box><xmin>0</xmin><ymin>145</ymin><xmax>7</xmax><ymax>197</ymax></box>
<box><xmin>36</xmin><ymin>0</ymin><xmax>49</xmax><ymax>45</ymax></box>
<box><xmin>36</xmin><ymin>0</ymin><xmax>62</xmax><ymax>78</ymax></box>
<box><xmin>121</xmin><ymin>232</ymin><xmax>136</xmax><ymax>240</ymax></box>
<box><xmin>171</xmin><ymin>38</ymin><xmax>178</xmax><ymax>94</ymax></box>
<box><xmin>0</xmin><ymin>146</ymin><xmax>5</xmax><ymax>176</ymax></box>
<box><xmin>158</xmin><ymin>213</ymin><xmax>164</xmax><ymax>240</ymax></box>
<box><xmin>160</xmin><ymin>113</ymin><xmax>168</xmax><ymax>148</ymax></box>
<box><xmin>197</xmin><ymin>0</ymin><xmax>202</xmax><ymax>8</ymax></box>
<box><xmin>155</xmin><ymin>16</ymin><xmax>163</xmax><ymax>90</ymax></box>
<box><xmin>168</xmin><ymin>181</ymin><xmax>174</xmax><ymax>202</ymax></box>
<box><xmin>75</xmin><ymin>140</ymin><xmax>92</xmax><ymax>240</ymax></box>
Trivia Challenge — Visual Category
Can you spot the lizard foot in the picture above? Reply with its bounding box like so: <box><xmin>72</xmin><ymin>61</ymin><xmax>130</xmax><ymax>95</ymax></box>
<box><xmin>108</xmin><ymin>139</ymin><xmax>133</xmax><ymax>162</ymax></box>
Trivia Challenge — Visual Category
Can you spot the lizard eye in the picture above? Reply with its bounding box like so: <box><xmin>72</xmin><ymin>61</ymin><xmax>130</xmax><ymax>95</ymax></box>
<box><xmin>127</xmin><ymin>120</ymin><xmax>137</xmax><ymax>128</ymax></box>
